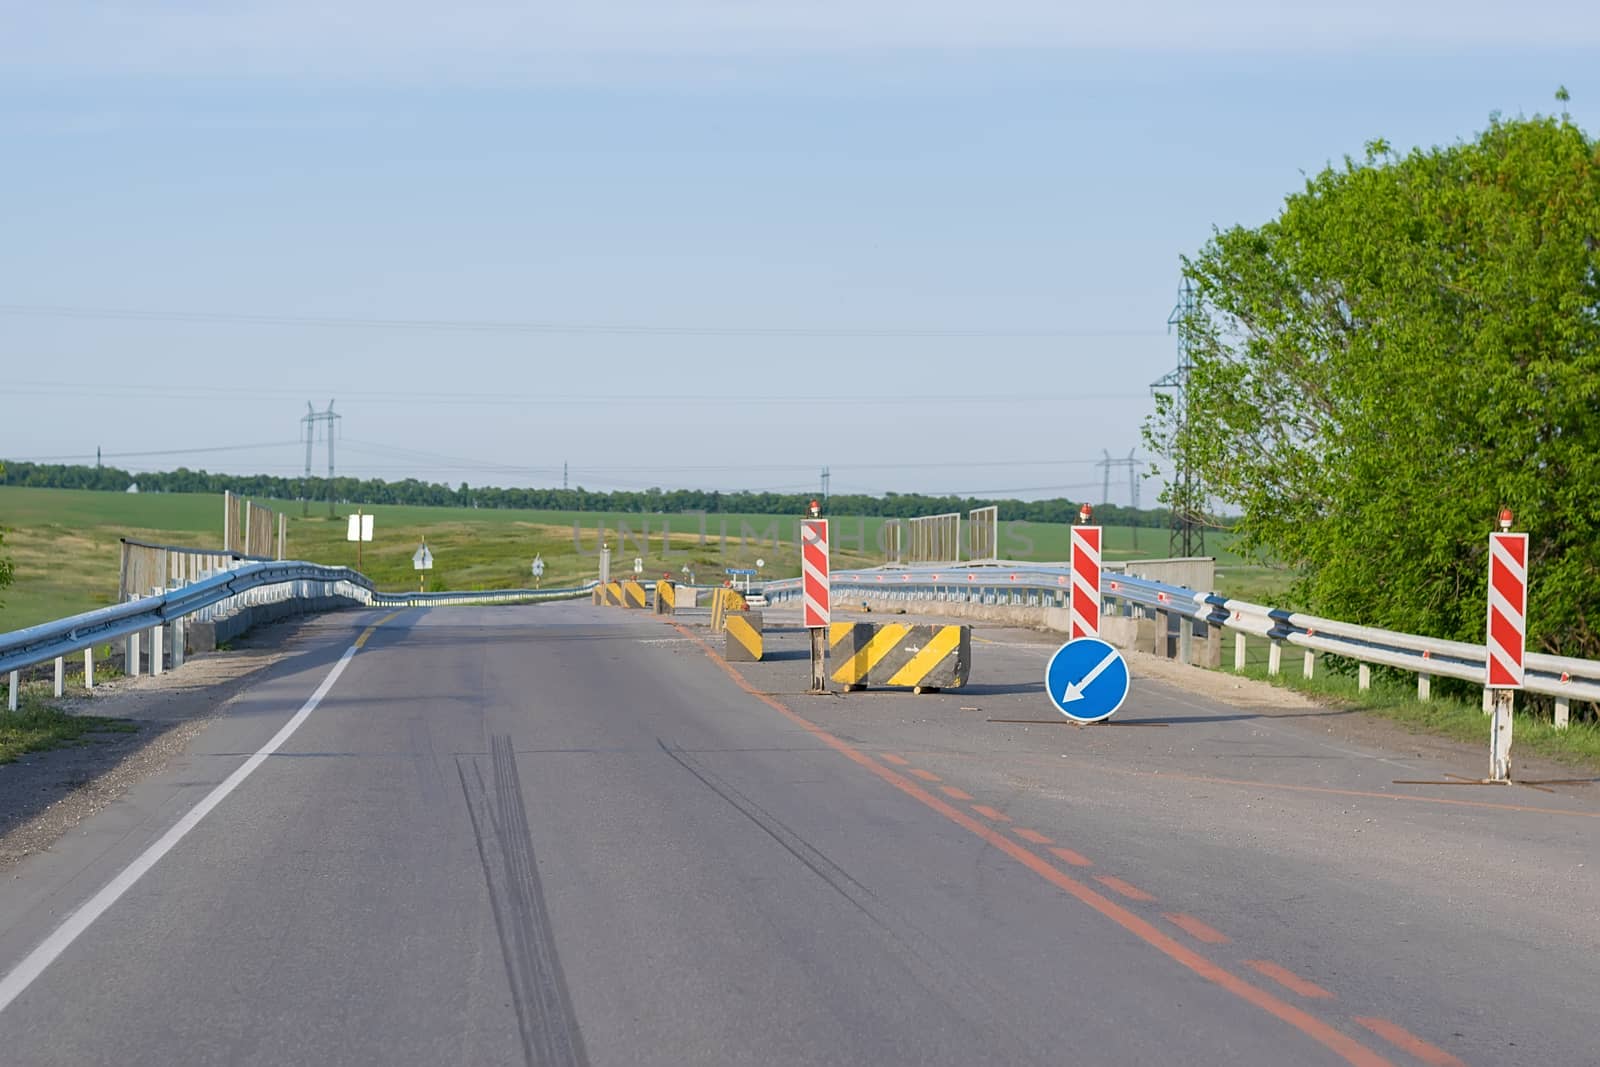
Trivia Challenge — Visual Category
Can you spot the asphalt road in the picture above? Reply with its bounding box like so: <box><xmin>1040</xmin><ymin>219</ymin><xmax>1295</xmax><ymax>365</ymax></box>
<box><xmin>0</xmin><ymin>602</ymin><xmax>1595</xmax><ymax>1066</ymax></box>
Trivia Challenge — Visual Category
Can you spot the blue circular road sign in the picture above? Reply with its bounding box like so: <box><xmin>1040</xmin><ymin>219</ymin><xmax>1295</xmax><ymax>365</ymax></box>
<box><xmin>1045</xmin><ymin>638</ymin><xmax>1131</xmax><ymax>723</ymax></box>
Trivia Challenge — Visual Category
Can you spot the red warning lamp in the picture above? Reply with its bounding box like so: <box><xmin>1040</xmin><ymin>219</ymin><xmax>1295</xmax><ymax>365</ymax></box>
<box><xmin>809</xmin><ymin>499</ymin><xmax>821</xmax><ymax>518</ymax></box>
<box><xmin>1078</xmin><ymin>503</ymin><xmax>1093</xmax><ymax>525</ymax></box>
<box><xmin>1498</xmin><ymin>507</ymin><xmax>1514</xmax><ymax>532</ymax></box>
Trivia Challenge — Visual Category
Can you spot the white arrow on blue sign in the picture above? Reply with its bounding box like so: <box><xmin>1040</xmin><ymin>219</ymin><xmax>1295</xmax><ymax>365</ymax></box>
<box><xmin>1045</xmin><ymin>637</ymin><xmax>1130</xmax><ymax>723</ymax></box>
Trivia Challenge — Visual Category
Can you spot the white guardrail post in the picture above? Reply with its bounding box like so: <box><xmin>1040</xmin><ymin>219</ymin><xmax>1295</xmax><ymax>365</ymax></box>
<box><xmin>1</xmin><ymin>565</ymin><xmax>601</xmax><ymax>698</ymax></box>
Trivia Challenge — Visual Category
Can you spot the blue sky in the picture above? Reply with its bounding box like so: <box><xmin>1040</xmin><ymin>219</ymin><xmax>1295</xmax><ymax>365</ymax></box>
<box><xmin>3</xmin><ymin>4</ymin><xmax>1597</xmax><ymax>501</ymax></box>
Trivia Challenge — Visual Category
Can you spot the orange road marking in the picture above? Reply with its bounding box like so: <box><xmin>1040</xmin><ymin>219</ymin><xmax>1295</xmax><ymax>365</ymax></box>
<box><xmin>909</xmin><ymin>768</ymin><xmax>942</xmax><ymax>782</ymax></box>
<box><xmin>1096</xmin><ymin>876</ymin><xmax>1156</xmax><ymax>902</ymax></box>
<box><xmin>1353</xmin><ymin>1017</ymin><xmax>1467</xmax><ymax>1067</ymax></box>
<box><xmin>671</xmin><ymin>623</ymin><xmax>1395</xmax><ymax>1067</ymax></box>
<box><xmin>354</xmin><ymin>611</ymin><xmax>403</xmax><ymax>649</ymax></box>
<box><xmin>1244</xmin><ymin>960</ymin><xmax>1332</xmax><ymax>999</ymax></box>
<box><xmin>1164</xmin><ymin>913</ymin><xmax>1231</xmax><ymax>945</ymax></box>
<box><xmin>940</xmin><ymin>786</ymin><xmax>974</xmax><ymax>801</ymax></box>
<box><xmin>971</xmin><ymin>804</ymin><xmax>1013</xmax><ymax>823</ymax></box>
<box><xmin>1048</xmin><ymin>847</ymin><xmax>1093</xmax><ymax>868</ymax></box>
<box><xmin>1012</xmin><ymin>828</ymin><xmax>1053</xmax><ymax>845</ymax></box>
<box><xmin>880</xmin><ymin>753</ymin><xmax>911</xmax><ymax>766</ymax></box>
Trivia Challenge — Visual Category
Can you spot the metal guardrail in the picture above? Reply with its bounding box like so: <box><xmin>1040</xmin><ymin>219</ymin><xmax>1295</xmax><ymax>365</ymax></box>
<box><xmin>763</xmin><ymin>563</ymin><xmax>1599</xmax><ymax>722</ymax></box>
<box><xmin>0</xmin><ymin>563</ymin><xmax>599</xmax><ymax>683</ymax></box>
<box><xmin>0</xmin><ymin>562</ymin><xmax>375</xmax><ymax>677</ymax></box>
<box><xmin>370</xmin><ymin>585</ymin><xmax>596</xmax><ymax>609</ymax></box>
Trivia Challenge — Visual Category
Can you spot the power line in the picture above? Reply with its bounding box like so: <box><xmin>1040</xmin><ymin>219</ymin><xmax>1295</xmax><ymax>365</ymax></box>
<box><xmin>0</xmin><ymin>304</ymin><xmax>1168</xmax><ymax>340</ymax></box>
<box><xmin>1</xmin><ymin>380</ymin><xmax>1149</xmax><ymax>406</ymax></box>
<box><xmin>7</xmin><ymin>441</ymin><xmax>299</xmax><ymax>463</ymax></box>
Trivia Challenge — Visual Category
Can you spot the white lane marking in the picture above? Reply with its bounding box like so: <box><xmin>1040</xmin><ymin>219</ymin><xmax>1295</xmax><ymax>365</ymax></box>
<box><xmin>0</xmin><ymin>640</ymin><xmax>364</xmax><ymax>1015</ymax></box>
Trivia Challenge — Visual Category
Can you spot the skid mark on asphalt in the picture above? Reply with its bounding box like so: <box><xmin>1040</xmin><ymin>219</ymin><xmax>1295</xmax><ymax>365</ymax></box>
<box><xmin>457</xmin><ymin>736</ymin><xmax>589</xmax><ymax>1067</ymax></box>
<box><xmin>658</xmin><ymin>740</ymin><xmax>880</xmax><ymax>921</ymax></box>
<box><xmin>656</xmin><ymin>739</ymin><xmax>1043</xmax><ymax>1062</ymax></box>
<box><xmin>673</xmin><ymin>622</ymin><xmax>1401</xmax><ymax>1067</ymax></box>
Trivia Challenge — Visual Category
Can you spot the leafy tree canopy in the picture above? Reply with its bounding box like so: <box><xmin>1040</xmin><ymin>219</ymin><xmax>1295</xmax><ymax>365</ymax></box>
<box><xmin>1150</xmin><ymin>103</ymin><xmax>1600</xmax><ymax>656</ymax></box>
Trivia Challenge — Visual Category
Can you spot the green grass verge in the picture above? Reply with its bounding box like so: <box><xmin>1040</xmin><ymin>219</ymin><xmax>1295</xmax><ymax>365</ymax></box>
<box><xmin>1</xmin><ymin>485</ymin><xmax>1283</xmax><ymax>632</ymax></box>
<box><xmin>1229</xmin><ymin>659</ymin><xmax>1600</xmax><ymax>772</ymax></box>
<box><xmin>0</xmin><ymin>687</ymin><xmax>139</xmax><ymax>764</ymax></box>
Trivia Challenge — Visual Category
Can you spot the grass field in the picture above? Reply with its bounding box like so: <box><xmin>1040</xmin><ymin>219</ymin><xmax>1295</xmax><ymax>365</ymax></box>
<box><xmin>0</xmin><ymin>681</ymin><xmax>138</xmax><ymax>764</ymax></box>
<box><xmin>0</xmin><ymin>485</ymin><xmax>1290</xmax><ymax>632</ymax></box>
<box><xmin>1231</xmin><ymin>659</ymin><xmax>1600</xmax><ymax>770</ymax></box>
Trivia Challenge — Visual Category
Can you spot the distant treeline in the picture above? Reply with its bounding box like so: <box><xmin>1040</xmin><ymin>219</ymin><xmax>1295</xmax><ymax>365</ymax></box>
<box><xmin>1</xmin><ymin>461</ymin><xmax>1172</xmax><ymax>528</ymax></box>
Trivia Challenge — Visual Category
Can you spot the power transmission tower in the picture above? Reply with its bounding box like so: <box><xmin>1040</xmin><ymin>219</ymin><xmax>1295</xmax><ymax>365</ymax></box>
<box><xmin>1098</xmin><ymin>449</ymin><xmax>1143</xmax><ymax>549</ymax></box>
<box><xmin>563</xmin><ymin>461</ymin><xmax>569</xmax><ymax>491</ymax></box>
<box><xmin>820</xmin><ymin>466</ymin><xmax>831</xmax><ymax>504</ymax></box>
<box><xmin>1151</xmin><ymin>279</ymin><xmax>1204</xmax><ymax>557</ymax></box>
<box><xmin>300</xmin><ymin>401</ymin><xmax>341</xmax><ymax>517</ymax></box>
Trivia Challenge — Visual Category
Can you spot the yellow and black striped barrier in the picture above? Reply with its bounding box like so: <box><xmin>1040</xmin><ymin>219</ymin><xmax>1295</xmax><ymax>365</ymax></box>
<box><xmin>622</xmin><ymin>579</ymin><xmax>648</xmax><ymax>609</ymax></box>
<box><xmin>592</xmin><ymin>586</ymin><xmax>604</xmax><ymax>606</ymax></box>
<box><xmin>724</xmin><ymin>611</ymin><xmax>764</xmax><ymax>662</ymax></box>
<box><xmin>604</xmin><ymin>581</ymin><xmax>625</xmax><ymax>607</ymax></box>
<box><xmin>709</xmin><ymin>588</ymin><xmax>749</xmax><ymax>633</ymax></box>
<box><xmin>828</xmin><ymin>622</ymin><xmax>970</xmax><ymax>693</ymax></box>
<box><xmin>654</xmin><ymin>580</ymin><xmax>676</xmax><ymax>615</ymax></box>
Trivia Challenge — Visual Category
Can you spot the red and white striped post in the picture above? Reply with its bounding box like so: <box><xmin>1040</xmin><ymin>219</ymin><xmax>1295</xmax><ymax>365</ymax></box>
<box><xmin>802</xmin><ymin>511</ymin><xmax>830</xmax><ymax>692</ymax></box>
<box><xmin>1069</xmin><ymin>523</ymin><xmax>1102</xmax><ymax>640</ymax></box>
<box><xmin>1485</xmin><ymin>509</ymin><xmax>1527</xmax><ymax>781</ymax></box>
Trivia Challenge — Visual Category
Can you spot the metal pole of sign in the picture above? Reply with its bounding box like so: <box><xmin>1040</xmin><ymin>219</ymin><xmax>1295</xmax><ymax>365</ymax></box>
<box><xmin>1490</xmin><ymin>688</ymin><xmax>1514</xmax><ymax>782</ymax></box>
<box><xmin>810</xmin><ymin>629</ymin><xmax>826</xmax><ymax>692</ymax></box>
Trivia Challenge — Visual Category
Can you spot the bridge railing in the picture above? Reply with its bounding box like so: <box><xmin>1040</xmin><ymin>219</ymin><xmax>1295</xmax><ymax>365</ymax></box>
<box><xmin>762</xmin><ymin>564</ymin><xmax>1599</xmax><ymax>727</ymax></box>
<box><xmin>0</xmin><ymin>563</ymin><xmax>596</xmax><ymax>707</ymax></box>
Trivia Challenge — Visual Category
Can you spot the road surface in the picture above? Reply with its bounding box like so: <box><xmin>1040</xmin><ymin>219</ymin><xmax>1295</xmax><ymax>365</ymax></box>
<box><xmin>0</xmin><ymin>602</ymin><xmax>1595</xmax><ymax>1065</ymax></box>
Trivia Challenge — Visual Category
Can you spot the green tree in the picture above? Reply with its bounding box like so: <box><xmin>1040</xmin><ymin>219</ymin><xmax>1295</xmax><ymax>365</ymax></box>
<box><xmin>1149</xmin><ymin>104</ymin><xmax>1600</xmax><ymax>657</ymax></box>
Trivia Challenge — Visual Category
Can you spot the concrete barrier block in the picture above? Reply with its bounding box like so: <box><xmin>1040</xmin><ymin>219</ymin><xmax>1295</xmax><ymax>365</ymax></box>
<box><xmin>827</xmin><ymin>621</ymin><xmax>970</xmax><ymax>693</ymax></box>
<box><xmin>1099</xmin><ymin>615</ymin><xmax>1138</xmax><ymax>649</ymax></box>
<box><xmin>724</xmin><ymin>611</ymin><xmax>764</xmax><ymax>662</ymax></box>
